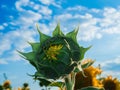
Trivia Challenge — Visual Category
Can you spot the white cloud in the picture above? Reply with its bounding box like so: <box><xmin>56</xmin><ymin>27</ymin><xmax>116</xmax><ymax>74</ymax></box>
<box><xmin>0</xmin><ymin>59</ymin><xmax>8</xmax><ymax>64</ymax></box>
<box><xmin>3</xmin><ymin>23</ymin><xmax>8</xmax><ymax>27</ymax></box>
<box><xmin>101</xmin><ymin>70</ymin><xmax>120</xmax><ymax>79</ymax></box>
<box><xmin>50</xmin><ymin>6</ymin><xmax>120</xmax><ymax>41</ymax></box>
<box><xmin>90</xmin><ymin>8</ymin><xmax>101</xmax><ymax>13</ymax></box>
<box><xmin>19</xmin><ymin>10</ymin><xmax>42</xmax><ymax>25</ymax></box>
<box><xmin>100</xmin><ymin>56</ymin><xmax>120</xmax><ymax>67</ymax></box>
<box><xmin>39</xmin><ymin>0</ymin><xmax>54</xmax><ymax>5</ymax></box>
<box><xmin>15</xmin><ymin>0</ymin><xmax>29</xmax><ymax>11</ymax></box>
<box><xmin>52</xmin><ymin>13</ymin><xmax>102</xmax><ymax>41</ymax></box>
<box><xmin>100</xmin><ymin>7</ymin><xmax>120</xmax><ymax>34</ymax></box>
<box><xmin>0</xmin><ymin>38</ymin><xmax>12</xmax><ymax>55</ymax></box>
<box><xmin>38</xmin><ymin>6</ymin><xmax>52</xmax><ymax>16</ymax></box>
<box><xmin>0</xmin><ymin>25</ymin><xmax>4</xmax><ymax>30</ymax></box>
<box><xmin>38</xmin><ymin>23</ymin><xmax>51</xmax><ymax>34</ymax></box>
<box><xmin>55</xmin><ymin>13</ymin><xmax>73</xmax><ymax>21</ymax></box>
<box><xmin>15</xmin><ymin>0</ymin><xmax>52</xmax><ymax>15</ymax></box>
<box><xmin>39</xmin><ymin>0</ymin><xmax>61</xmax><ymax>8</ymax></box>
<box><xmin>94</xmin><ymin>56</ymin><xmax>120</xmax><ymax>79</ymax></box>
<box><xmin>15</xmin><ymin>0</ymin><xmax>52</xmax><ymax>22</ymax></box>
<box><xmin>0</xmin><ymin>28</ymin><xmax>37</xmax><ymax>63</ymax></box>
<box><xmin>67</xmin><ymin>6</ymin><xmax>87</xmax><ymax>11</ymax></box>
<box><xmin>0</xmin><ymin>23</ymin><xmax>8</xmax><ymax>30</ymax></box>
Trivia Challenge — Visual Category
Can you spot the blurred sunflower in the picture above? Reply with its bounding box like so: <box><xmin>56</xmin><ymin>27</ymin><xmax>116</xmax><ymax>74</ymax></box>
<box><xmin>2</xmin><ymin>80</ymin><xmax>12</xmax><ymax>90</ymax></box>
<box><xmin>102</xmin><ymin>76</ymin><xmax>120</xmax><ymax>90</ymax></box>
<box><xmin>18</xmin><ymin>87</ymin><xmax>22</xmax><ymax>90</ymax></box>
<box><xmin>21</xmin><ymin>83</ymin><xmax>30</xmax><ymax>90</ymax></box>
<box><xmin>74</xmin><ymin>65</ymin><xmax>103</xmax><ymax>90</ymax></box>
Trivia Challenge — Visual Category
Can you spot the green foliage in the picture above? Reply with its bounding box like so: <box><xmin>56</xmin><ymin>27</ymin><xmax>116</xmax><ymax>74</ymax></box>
<box><xmin>0</xmin><ymin>85</ymin><xmax>3</xmax><ymax>90</ymax></box>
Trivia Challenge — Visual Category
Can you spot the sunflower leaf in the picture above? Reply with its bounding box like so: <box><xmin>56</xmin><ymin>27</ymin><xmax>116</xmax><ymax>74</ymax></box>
<box><xmin>52</xmin><ymin>23</ymin><xmax>64</xmax><ymax>36</ymax></box>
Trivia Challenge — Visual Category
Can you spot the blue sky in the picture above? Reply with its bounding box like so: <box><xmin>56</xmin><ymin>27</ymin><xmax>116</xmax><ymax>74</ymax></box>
<box><xmin>1</xmin><ymin>0</ymin><xmax>120</xmax><ymax>89</ymax></box>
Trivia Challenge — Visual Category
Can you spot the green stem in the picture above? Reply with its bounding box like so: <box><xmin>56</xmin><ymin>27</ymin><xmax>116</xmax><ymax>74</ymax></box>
<box><xmin>64</xmin><ymin>72</ymin><xmax>76</xmax><ymax>90</ymax></box>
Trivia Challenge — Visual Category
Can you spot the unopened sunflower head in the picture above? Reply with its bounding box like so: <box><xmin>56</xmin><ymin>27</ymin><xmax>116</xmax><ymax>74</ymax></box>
<box><xmin>102</xmin><ymin>76</ymin><xmax>120</xmax><ymax>90</ymax></box>
<box><xmin>19</xmin><ymin>23</ymin><xmax>90</xmax><ymax>80</ymax></box>
<box><xmin>74</xmin><ymin>66</ymin><xmax>103</xmax><ymax>90</ymax></box>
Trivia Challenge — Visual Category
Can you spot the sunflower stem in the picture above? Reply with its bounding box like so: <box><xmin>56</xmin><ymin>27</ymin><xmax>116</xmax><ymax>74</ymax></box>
<box><xmin>64</xmin><ymin>72</ymin><xmax>76</xmax><ymax>90</ymax></box>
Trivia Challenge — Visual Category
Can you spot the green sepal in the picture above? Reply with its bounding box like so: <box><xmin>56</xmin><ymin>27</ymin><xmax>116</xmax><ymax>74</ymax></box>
<box><xmin>52</xmin><ymin>23</ymin><xmax>64</xmax><ymax>36</ymax></box>
<box><xmin>32</xmin><ymin>72</ymin><xmax>47</xmax><ymax>81</ymax></box>
<box><xmin>17</xmin><ymin>51</ymin><xmax>36</xmax><ymax>67</ymax></box>
<box><xmin>38</xmin><ymin>78</ymin><xmax>52</xmax><ymax>87</ymax></box>
<box><xmin>28</xmin><ymin>42</ymin><xmax>40</xmax><ymax>52</ymax></box>
<box><xmin>74</xmin><ymin>67</ymin><xmax>80</xmax><ymax>73</ymax></box>
<box><xmin>66</xmin><ymin>27</ymin><xmax>79</xmax><ymax>43</ymax></box>
<box><xmin>18</xmin><ymin>51</ymin><xmax>35</xmax><ymax>60</ymax></box>
<box><xmin>65</xmin><ymin>63</ymin><xmax>77</xmax><ymax>74</ymax></box>
<box><xmin>36</xmin><ymin>24</ymin><xmax>51</xmax><ymax>43</ymax></box>
<box><xmin>80</xmin><ymin>86</ymin><xmax>105</xmax><ymax>90</ymax></box>
<box><xmin>79</xmin><ymin>46</ymin><xmax>92</xmax><ymax>60</ymax></box>
<box><xmin>38</xmin><ymin>78</ymin><xmax>65</xmax><ymax>89</ymax></box>
<box><xmin>81</xmin><ymin>60</ymin><xmax>95</xmax><ymax>69</ymax></box>
<box><xmin>49</xmin><ymin>81</ymin><xmax>65</xmax><ymax>89</ymax></box>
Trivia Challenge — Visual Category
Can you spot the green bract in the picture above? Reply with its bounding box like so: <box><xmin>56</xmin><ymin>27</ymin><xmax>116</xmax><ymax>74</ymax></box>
<box><xmin>19</xmin><ymin>23</ymin><xmax>90</xmax><ymax>80</ymax></box>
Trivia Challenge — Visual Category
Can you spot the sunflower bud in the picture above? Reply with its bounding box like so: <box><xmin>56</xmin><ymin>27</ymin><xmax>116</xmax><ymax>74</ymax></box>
<box><xmin>19</xmin><ymin>23</ymin><xmax>90</xmax><ymax>80</ymax></box>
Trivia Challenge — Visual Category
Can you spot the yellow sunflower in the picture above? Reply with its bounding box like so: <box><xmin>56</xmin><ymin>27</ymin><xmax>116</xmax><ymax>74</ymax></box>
<box><xmin>2</xmin><ymin>80</ymin><xmax>11</xmax><ymax>89</ymax></box>
<box><xmin>18</xmin><ymin>87</ymin><xmax>22</xmax><ymax>90</ymax></box>
<box><xmin>21</xmin><ymin>83</ymin><xmax>30</xmax><ymax>90</ymax></box>
<box><xmin>102</xmin><ymin>76</ymin><xmax>120</xmax><ymax>90</ymax></box>
<box><xmin>74</xmin><ymin>65</ymin><xmax>103</xmax><ymax>90</ymax></box>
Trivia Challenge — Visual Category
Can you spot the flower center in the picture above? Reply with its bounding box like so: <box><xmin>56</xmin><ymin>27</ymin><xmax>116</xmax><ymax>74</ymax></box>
<box><xmin>45</xmin><ymin>44</ymin><xmax>63</xmax><ymax>60</ymax></box>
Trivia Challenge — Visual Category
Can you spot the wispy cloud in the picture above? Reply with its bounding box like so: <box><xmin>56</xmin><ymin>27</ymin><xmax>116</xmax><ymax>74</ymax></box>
<box><xmin>95</xmin><ymin>56</ymin><xmax>120</xmax><ymax>78</ymax></box>
<box><xmin>102</xmin><ymin>70</ymin><xmax>120</xmax><ymax>79</ymax></box>
<box><xmin>50</xmin><ymin>6</ymin><xmax>120</xmax><ymax>41</ymax></box>
<box><xmin>39</xmin><ymin>0</ymin><xmax>62</xmax><ymax>8</ymax></box>
<box><xmin>0</xmin><ymin>25</ymin><xmax>4</xmax><ymax>30</ymax></box>
<box><xmin>0</xmin><ymin>0</ymin><xmax>54</xmax><ymax>64</ymax></box>
<box><xmin>0</xmin><ymin>59</ymin><xmax>8</xmax><ymax>64</ymax></box>
<box><xmin>100</xmin><ymin>56</ymin><xmax>120</xmax><ymax>67</ymax></box>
